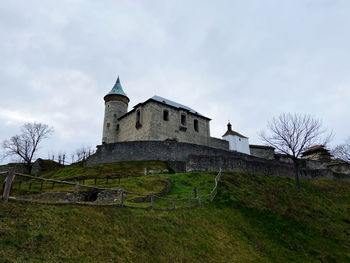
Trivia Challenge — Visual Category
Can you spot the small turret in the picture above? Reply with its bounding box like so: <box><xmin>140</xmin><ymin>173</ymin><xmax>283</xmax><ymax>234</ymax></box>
<box><xmin>102</xmin><ymin>77</ymin><xmax>129</xmax><ymax>144</ymax></box>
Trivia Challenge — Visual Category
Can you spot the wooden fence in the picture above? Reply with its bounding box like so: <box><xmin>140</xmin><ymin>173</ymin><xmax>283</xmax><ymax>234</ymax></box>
<box><xmin>0</xmin><ymin>169</ymin><xmax>222</xmax><ymax>210</ymax></box>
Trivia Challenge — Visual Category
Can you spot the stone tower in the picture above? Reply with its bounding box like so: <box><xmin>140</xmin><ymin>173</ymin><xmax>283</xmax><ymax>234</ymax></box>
<box><xmin>102</xmin><ymin>77</ymin><xmax>129</xmax><ymax>144</ymax></box>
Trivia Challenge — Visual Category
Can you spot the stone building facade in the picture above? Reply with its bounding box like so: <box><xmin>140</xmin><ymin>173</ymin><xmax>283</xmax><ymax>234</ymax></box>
<box><xmin>102</xmin><ymin>77</ymin><xmax>228</xmax><ymax>150</ymax></box>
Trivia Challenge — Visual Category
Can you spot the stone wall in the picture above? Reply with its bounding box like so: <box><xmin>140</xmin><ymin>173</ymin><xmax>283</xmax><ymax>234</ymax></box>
<box><xmin>85</xmin><ymin>140</ymin><xmax>350</xmax><ymax>182</ymax></box>
<box><xmin>249</xmin><ymin>145</ymin><xmax>275</xmax><ymax>160</ymax></box>
<box><xmin>103</xmin><ymin>99</ymin><xmax>128</xmax><ymax>144</ymax></box>
<box><xmin>208</xmin><ymin>137</ymin><xmax>229</xmax><ymax>150</ymax></box>
<box><xmin>85</xmin><ymin>140</ymin><xmax>238</xmax><ymax>166</ymax></box>
<box><xmin>117</xmin><ymin>101</ymin><xmax>211</xmax><ymax>146</ymax></box>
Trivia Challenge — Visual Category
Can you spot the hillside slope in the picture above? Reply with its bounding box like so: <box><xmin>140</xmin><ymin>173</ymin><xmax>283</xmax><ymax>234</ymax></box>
<box><xmin>1</xmin><ymin>172</ymin><xmax>349</xmax><ymax>262</ymax></box>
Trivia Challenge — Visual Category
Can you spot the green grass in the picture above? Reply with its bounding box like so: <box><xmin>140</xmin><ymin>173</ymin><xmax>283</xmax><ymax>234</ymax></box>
<box><xmin>40</xmin><ymin>161</ymin><xmax>168</xmax><ymax>180</ymax></box>
<box><xmin>1</xmin><ymin>171</ymin><xmax>350</xmax><ymax>262</ymax></box>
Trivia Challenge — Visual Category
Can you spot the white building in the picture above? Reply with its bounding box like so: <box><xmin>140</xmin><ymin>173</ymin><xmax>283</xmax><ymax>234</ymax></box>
<box><xmin>222</xmin><ymin>123</ymin><xmax>250</xmax><ymax>155</ymax></box>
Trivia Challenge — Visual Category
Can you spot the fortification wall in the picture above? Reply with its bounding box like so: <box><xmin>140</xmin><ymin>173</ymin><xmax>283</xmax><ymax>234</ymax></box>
<box><xmin>85</xmin><ymin>141</ymin><xmax>350</xmax><ymax>182</ymax></box>
<box><xmin>85</xmin><ymin>140</ymin><xmax>238</xmax><ymax>166</ymax></box>
<box><xmin>208</xmin><ymin>137</ymin><xmax>229</xmax><ymax>150</ymax></box>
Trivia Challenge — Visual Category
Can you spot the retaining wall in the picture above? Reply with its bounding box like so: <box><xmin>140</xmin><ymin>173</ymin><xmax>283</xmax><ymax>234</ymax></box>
<box><xmin>85</xmin><ymin>141</ymin><xmax>350</xmax><ymax>182</ymax></box>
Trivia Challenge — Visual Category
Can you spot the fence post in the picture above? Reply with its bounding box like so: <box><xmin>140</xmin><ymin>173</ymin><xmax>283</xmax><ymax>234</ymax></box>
<box><xmin>74</xmin><ymin>182</ymin><xmax>79</xmax><ymax>203</ymax></box>
<box><xmin>40</xmin><ymin>182</ymin><xmax>43</xmax><ymax>192</ymax></box>
<box><xmin>82</xmin><ymin>176</ymin><xmax>85</xmax><ymax>185</ymax></box>
<box><xmin>150</xmin><ymin>194</ymin><xmax>154</xmax><ymax>209</ymax></box>
<box><xmin>198</xmin><ymin>196</ymin><xmax>201</xmax><ymax>206</ymax></box>
<box><xmin>2</xmin><ymin>171</ymin><xmax>16</xmax><ymax>201</ymax></box>
<box><xmin>94</xmin><ymin>177</ymin><xmax>97</xmax><ymax>185</ymax></box>
<box><xmin>193</xmin><ymin>186</ymin><xmax>197</xmax><ymax>198</ymax></box>
<box><xmin>144</xmin><ymin>168</ymin><xmax>147</xmax><ymax>176</ymax></box>
<box><xmin>52</xmin><ymin>182</ymin><xmax>55</xmax><ymax>189</ymax></box>
<box><xmin>120</xmin><ymin>188</ymin><xmax>124</xmax><ymax>207</ymax></box>
<box><xmin>106</xmin><ymin>176</ymin><xmax>109</xmax><ymax>184</ymax></box>
<box><xmin>172</xmin><ymin>199</ymin><xmax>176</xmax><ymax>209</ymax></box>
<box><xmin>29</xmin><ymin>182</ymin><xmax>32</xmax><ymax>191</ymax></box>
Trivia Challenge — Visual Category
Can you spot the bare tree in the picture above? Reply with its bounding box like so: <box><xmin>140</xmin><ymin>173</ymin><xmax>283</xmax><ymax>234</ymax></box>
<box><xmin>1</xmin><ymin>122</ymin><xmax>54</xmax><ymax>173</ymax></box>
<box><xmin>332</xmin><ymin>137</ymin><xmax>350</xmax><ymax>162</ymax></box>
<box><xmin>74</xmin><ymin>146</ymin><xmax>95</xmax><ymax>162</ymax></box>
<box><xmin>260</xmin><ymin>113</ymin><xmax>332</xmax><ymax>186</ymax></box>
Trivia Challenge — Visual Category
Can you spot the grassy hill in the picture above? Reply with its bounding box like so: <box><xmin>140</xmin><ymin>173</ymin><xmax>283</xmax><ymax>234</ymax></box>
<box><xmin>1</xmin><ymin>163</ymin><xmax>350</xmax><ymax>262</ymax></box>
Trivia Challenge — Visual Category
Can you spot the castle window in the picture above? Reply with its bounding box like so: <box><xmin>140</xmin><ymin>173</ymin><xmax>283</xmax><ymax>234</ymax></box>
<box><xmin>113</xmin><ymin>114</ymin><xmax>117</xmax><ymax>118</ymax></box>
<box><xmin>136</xmin><ymin>110</ymin><xmax>140</xmax><ymax>122</ymax></box>
<box><xmin>106</xmin><ymin>123</ymin><xmax>110</xmax><ymax>128</ymax></box>
<box><xmin>163</xmin><ymin>110</ymin><xmax>169</xmax><ymax>121</ymax></box>
<box><xmin>194</xmin><ymin>119</ymin><xmax>199</xmax><ymax>132</ymax></box>
<box><xmin>181</xmin><ymin>114</ymin><xmax>186</xmax><ymax>126</ymax></box>
<box><xmin>136</xmin><ymin>109</ymin><xmax>142</xmax><ymax>129</ymax></box>
<box><xmin>116</xmin><ymin>124</ymin><xmax>120</xmax><ymax>131</ymax></box>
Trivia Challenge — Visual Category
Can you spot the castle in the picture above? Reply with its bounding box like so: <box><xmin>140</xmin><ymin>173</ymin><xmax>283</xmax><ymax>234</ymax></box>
<box><xmin>102</xmin><ymin>77</ymin><xmax>250</xmax><ymax>154</ymax></box>
<box><xmin>83</xmin><ymin>77</ymin><xmax>350</xmax><ymax>180</ymax></box>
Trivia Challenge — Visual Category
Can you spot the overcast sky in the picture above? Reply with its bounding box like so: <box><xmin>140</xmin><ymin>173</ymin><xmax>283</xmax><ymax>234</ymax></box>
<box><xmin>1</xmin><ymin>0</ymin><xmax>349</xmax><ymax>164</ymax></box>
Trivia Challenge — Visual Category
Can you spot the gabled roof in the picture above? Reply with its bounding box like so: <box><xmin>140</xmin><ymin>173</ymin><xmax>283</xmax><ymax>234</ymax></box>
<box><xmin>151</xmin><ymin>95</ymin><xmax>204</xmax><ymax>117</ymax></box>
<box><xmin>118</xmin><ymin>95</ymin><xmax>211</xmax><ymax>121</ymax></box>
<box><xmin>105</xmin><ymin>77</ymin><xmax>128</xmax><ymax>98</ymax></box>
<box><xmin>222</xmin><ymin>123</ymin><xmax>248</xmax><ymax>138</ymax></box>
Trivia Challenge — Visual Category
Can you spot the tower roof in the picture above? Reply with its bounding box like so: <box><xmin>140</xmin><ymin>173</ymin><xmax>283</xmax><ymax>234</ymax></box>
<box><xmin>105</xmin><ymin>76</ymin><xmax>128</xmax><ymax>98</ymax></box>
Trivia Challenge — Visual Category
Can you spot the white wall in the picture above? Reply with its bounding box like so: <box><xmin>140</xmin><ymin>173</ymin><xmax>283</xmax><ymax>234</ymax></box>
<box><xmin>223</xmin><ymin>135</ymin><xmax>250</xmax><ymax>155</ymax></box>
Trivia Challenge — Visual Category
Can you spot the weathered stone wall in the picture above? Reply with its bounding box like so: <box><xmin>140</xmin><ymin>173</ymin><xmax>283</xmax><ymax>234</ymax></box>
<box><xmin>103</xmin><ymin>99</ymin><xmax>128</xmax><ymax>144</ymax></box>
<box><xmin>186</xmin><ymin>155</ymin><xmax>295</xmax><ymax>176</ymax></box>
<box><xmin>249</xmin><ymin>146</ymin><xmax>275</xmax><ymax>160</ymax></box>
<box><xmin>85</xmin><ymin>140</ymin><xmax>237</xmax><ymax>166</ymax></box>
<box><xmin>208</xmin><ymin>137</ymin><xmax>229</xmax><ymax>150</ymax></box>
<box><xmin>117</xmin><ymin>103</ymin><xmax>153</xmax><ymax>142</ymax></box>
<box><xmin>85</xmin><ymin>140</ymin><xmax>350</xmax><ymax>182</ymax></box>
<box><xmin>117</xmin><ymin>101</ymin><xmax>211</xmax><ymax>146</ymax></box>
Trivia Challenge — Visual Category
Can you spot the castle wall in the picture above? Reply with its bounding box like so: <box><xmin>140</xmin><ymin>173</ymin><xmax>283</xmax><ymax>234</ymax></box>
<box><xmin>117</xmin><ymin>101</ymin><xmax>211</xmax><ymax>146</ymax></box>
<box><xmin>85</xmin><ymin>141</ymin><xmax>350</xmax><ymax>181</ymax></box>
<box><xmin>249</xmin><ymin>145</ymin><xmax>275</xmax><ymax>160</ymax></box>
<box><xmin>208</xmin><ymin>137</ymin><xmax>229</xmax><ymax>150</ymax></box>
<box><xmin>117</xmin><ymin>103</ymin><xmax>153</xmax><ymax>141</ymax></box>
<box><xmin>102</xmin><ymin>100</ymin><xmax>128</xmax><ymax>143</ymax></box>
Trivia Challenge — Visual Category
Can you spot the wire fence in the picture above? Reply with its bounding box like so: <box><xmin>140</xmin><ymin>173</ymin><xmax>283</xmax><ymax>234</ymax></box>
<box><xmin>0</xmin><ymin>169</ymin><xmax>222</xmax><ymax>210</ymax></box>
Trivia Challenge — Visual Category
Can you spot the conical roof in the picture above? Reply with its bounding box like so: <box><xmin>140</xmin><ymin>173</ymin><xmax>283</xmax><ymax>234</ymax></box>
<box><xmin>105</xmin><ymin>76</ymin><xmax>128</xmax><ymax>98</ymax></box>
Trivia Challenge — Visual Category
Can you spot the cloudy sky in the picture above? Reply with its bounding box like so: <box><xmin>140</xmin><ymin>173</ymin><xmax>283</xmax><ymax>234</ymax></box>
<box><xmin>1</xmin><ymin>0</ymin><xmax>349</xmax><ymax>163</ymax></box>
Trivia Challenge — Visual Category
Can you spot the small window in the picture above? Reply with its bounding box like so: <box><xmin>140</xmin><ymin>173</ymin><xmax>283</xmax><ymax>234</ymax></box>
<box><xmin>194</xmin><ymin>119</ymin><xmax>198</xmax><ymax>132</ymax></box>
<box><xmin>136</xmin><ymin>110</ymin><xmax>142</xmax><ymax>129</ymax></box>
<box><xmin>113</xmin><ymin>114</ymin><xmax>117</xmax><ymax>118</ymax></box>
<box><xmin>116</xmin><ymin>124</ymin><xmax>120</xmax><ymax>131</ymax></box>
<box><xmin>181</xmin><ymin>114</ymin><xmax>186</xmax><ymax>126</ymax></box>
<box><xmin>106</xmin><ymin>123</ymin><xmax>110</xmax><ymax>128</ymax></box>
<box><xmin>163</xmin><ymin>110</ymin><xmax>169</xmax><ymax>121</ymax></box>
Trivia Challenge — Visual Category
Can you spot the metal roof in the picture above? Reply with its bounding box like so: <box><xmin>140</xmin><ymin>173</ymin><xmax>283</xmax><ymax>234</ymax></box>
<box><xmin>105</xmin><ymin>77</ymin><xmax>128</xmax><ymax>98</ymax></box>
<box><xmin>151</xmin><ymin>95</ymin><xmax>204</xmax><ymax>117</ymax></box>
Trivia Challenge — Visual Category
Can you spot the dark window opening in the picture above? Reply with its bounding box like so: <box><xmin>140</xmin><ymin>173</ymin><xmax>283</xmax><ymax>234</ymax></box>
<box><xmin>113</xmin><ymin>114</ymin><xmax>117</xmax><ymax>118</ymax></box>
<box><xmin>106</xmin><ymin>123</ymin><xmax>110</xmax><ymax>128</ymax></box>
<box><xmin>136</xmin><ymin>110</ymin><xmax>142</xmax><ymax>129</ymax></box>
<box><xmin>116</xmin><ymin>124</ymin><xmax>120</xmax><ymax>131</ymax></box>
<box><xmin>181</xmin><ymin>114</ymin><xmax>186</xmax><ymax>126</ymax></box>
<box><xmin>136</xmin><ymin>110</ymin><xmax>141</xmax><ymax>122</ymax></box>
<box><xmin>163</xmin><ymin>110</ymin><xmax>169</xmax><ymax>121</ymax></box>
<box><xmin>194</xmin><ymin>119</ymin><xmax>199</xmax><ymax>132</ymax></box>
